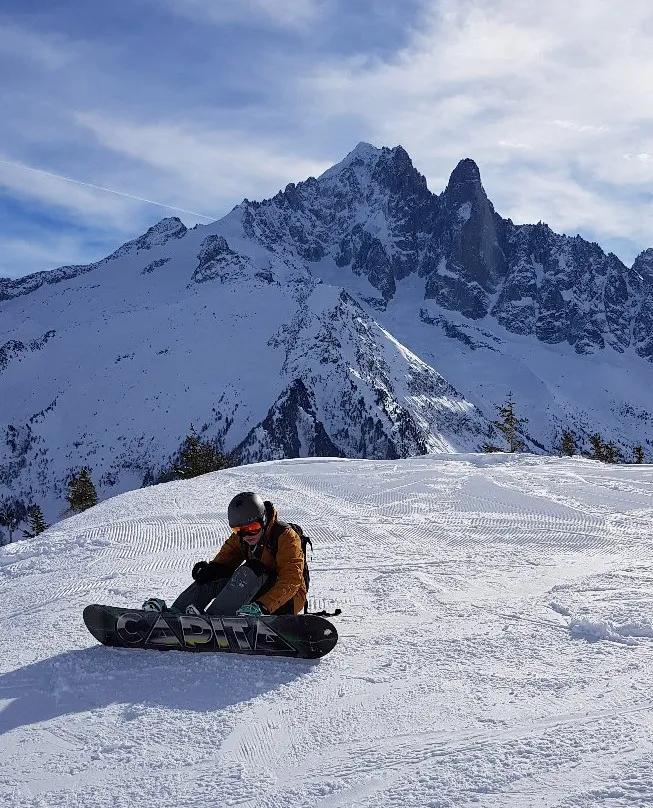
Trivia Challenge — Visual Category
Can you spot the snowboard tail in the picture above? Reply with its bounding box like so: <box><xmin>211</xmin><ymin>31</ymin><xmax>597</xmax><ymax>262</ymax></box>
<box><xmin>83</xmin><ymin>604</ymin><xmax>337</xmax><ymax>659</ymax></box>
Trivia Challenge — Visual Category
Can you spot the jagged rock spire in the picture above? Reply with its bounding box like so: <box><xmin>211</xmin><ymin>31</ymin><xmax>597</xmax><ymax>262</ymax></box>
<box><xmin>443</xmin><ymin>158</ymin><xmax>484</xmax><ymax>204</ymax></box>
<box><xmin>423</xmin><ymin>158</ymin><xmax>506</xmax><ymax>318</ymax></box>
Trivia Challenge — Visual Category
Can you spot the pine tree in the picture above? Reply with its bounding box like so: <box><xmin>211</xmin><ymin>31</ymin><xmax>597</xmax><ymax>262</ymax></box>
<box><xmin>22</xmin><ymin>504</ymin><xmax>48</xmax><ymax>538</ymax></box>
<box><xmin>0</xmin><ymin>498</ymin><xmax>27</xmax><ymax>543</ymax></box>
<box><xmin>560</xmin><ymin>430</ymin><xmax>577</xmax><ymax>457</ymax></box>
<box><xmin>633</xmin><ymin>445</ymin><xmax>645</xmax><ymax>464</ymax></box>
<box><xmin>67</xmin><ymin>467</ymin><xmax>98</xmax><ymax>512</ymax></box>
<box><xmin>588</xmin><ymin>433</ymin><xmax>605</xmax><ymax>462</ymax></box>
<box><xmin>603</xmin><ymin>442</ymin><xmax>622</xmax><ymax>464</ymax></box>
<box><xmin>492</xmin><ymin>393</ymin><xmax>528</xmax><ymax>453</ymax></box>
<box><xmin>174</xmin><ymin>426</ymin><xmax>231</xmax><ymax>479</ymax></box>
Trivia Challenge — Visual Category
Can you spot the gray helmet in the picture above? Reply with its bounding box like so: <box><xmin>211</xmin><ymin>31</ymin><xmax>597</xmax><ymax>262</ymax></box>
<box><xmin>228</xmin><ymin>492</ymin><xmax>266</xmax><ymax>528</ymax></box>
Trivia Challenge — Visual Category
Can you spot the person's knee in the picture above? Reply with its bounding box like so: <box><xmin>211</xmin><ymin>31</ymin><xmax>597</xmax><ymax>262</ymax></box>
<box><xmin>272</xmin><ymin>598</ymin><xmax>295</xmax><ymax>615</ymax></box>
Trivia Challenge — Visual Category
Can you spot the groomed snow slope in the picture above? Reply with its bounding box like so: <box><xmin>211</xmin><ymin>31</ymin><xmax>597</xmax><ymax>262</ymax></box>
<box><xmin>1</xmin><ymin>454</ymin><xmax>652</xmax><ymax>807</ymax></box>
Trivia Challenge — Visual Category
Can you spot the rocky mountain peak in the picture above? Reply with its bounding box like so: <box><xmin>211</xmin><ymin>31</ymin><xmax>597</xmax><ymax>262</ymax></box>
<box><xmin>318</xmin><ymin>141</ymin><xmax>381</xmax><ymax>181</ymax></box>
<box><xmin>149</xmin><ymin>216</ymin><xmax>186</xmax><ymax>234</ymax></box>
<box><xmin>107</xmin><ymin>217</ymin><xmax>188</xmax><ymax>261</ymax></box>
<box><xmin>316</xmin><ymin>143</ymin><xmax>426</xmax><ymax>196</ymax></box>
<box><xmin>350</xmin><ymin>140</ymin><xmax>380</xmax><ymax>160</ymax></box>
<box><xmin>371</xmin><ymin>145</ymin><xmax>428</xmax><ymax>196</ymax></box>
<box><xmin>442</xmin><ymin>158</ymin><xmax>485</xmax><ymax>205</ymax></box>
<box><xmin>423</xmin><ymin>157</ymin><xmax>506</xmax><ymax>318</ymax></box>
<box><xmin>139</xmin><ymin>217</ymin><xmax>188</xmax><ymax>246</ymax></box>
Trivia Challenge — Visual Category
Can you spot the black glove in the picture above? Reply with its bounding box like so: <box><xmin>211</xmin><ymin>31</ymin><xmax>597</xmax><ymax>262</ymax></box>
<box><xmin>192</xmin><ymin>560</ymin><xmax>229</xmax><ymax>584</ymax></box>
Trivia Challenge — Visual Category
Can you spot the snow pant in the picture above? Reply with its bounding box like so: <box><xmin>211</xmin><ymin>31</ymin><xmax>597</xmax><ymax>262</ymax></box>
<box><xmin>170</xmin><ymin>560</ymin><xmax>295</xmax><ymax>615</ymax></box>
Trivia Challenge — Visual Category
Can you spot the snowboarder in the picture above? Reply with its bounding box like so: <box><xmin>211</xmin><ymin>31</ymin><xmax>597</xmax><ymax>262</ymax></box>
<box><xmin>142</xmin><ymin>492</ymin><xmax>308</xmax><ymax>618</ymax></box>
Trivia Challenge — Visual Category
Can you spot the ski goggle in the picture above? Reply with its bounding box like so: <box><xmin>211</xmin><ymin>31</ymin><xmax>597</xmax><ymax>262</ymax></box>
<box><xmin>233</xmin><ymin>521</ymin><xmax>263</xmax><ymax>537</ymax></box>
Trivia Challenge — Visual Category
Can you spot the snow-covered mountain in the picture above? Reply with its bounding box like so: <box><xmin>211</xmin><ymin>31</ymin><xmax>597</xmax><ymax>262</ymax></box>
<box><xmin>2</xmin><ymin>455</ymin><xmax>653</xmax><ymax>806</ymax></box>
<box><xmin>1</xmin><ymin>142</ymin><xmax>652</xmax><ymax>518</ymax></box>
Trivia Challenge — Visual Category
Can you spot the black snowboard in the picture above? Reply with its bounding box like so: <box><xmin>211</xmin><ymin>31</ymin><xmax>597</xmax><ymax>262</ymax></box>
<box><xmin>83</xmin><ymin>604</ymin><xmax>338</xmax><ymax>659</ymax></box>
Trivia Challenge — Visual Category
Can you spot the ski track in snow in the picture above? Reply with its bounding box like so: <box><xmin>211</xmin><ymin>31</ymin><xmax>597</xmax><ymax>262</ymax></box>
<box><xmin>1</xmin><ymin>454</ymin><xmax>653</xmax><ymax>807</ymax></box>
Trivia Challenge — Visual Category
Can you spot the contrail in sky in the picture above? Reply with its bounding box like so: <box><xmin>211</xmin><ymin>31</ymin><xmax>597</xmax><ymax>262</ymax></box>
<box><xmin>0</xmin><ymin>158</ymin><xmax>217</xmax><ymax>220</ymax></box>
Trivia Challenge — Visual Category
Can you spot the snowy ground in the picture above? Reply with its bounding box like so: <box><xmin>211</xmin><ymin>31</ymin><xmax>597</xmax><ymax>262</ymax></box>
<box><xmin>1</xmin><ymin>454</ymin><xmax>652</xmax><ymax>808</ymax></box>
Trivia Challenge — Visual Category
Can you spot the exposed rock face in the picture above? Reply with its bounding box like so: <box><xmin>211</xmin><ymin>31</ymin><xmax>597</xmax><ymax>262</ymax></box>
<box><xmin>0</xmin><ymin>330</ymin><xmax>56</xmax><ymax>374</ymax></box>
<box><xmin>191</xmin><ymin>235</ymin><xmax>250</xmax><ymax>284</ymax></box>
<box><xmin>630</xmin><ymin>248</ymin><xmax>653</xmax><ymax>360</ymax></box>
<box><xmin>236</xmin><ymin>144</ymin><xmax>651</xmax><ymax>359</ymax></box>
<box><xmin>422</xmin><ymin>158</ymin><xmax>506</xmax><ymax>319</ymax></box>
<box><xmin>0</xmin><ymin>262</ymin><xmax>100</xmax><ymax>302</ymax></box>
<box><xmin>235</xmin><ymin>379</ymin><xmax>343</xmax><ymax>463</ymax></box>
<box><xmin>142</xmin><ymin>258</ymin><xmax>170</xmax><ymax>275</ymax></box>
<box><xmin>261</xmin><ymin>286</ymin><xmax>486</xmax><ymax>461</ymax></box>
<box><xmin>241</xmin><ymin>143</ymin><xmax>439</xmax><ymax>304</ymax></box>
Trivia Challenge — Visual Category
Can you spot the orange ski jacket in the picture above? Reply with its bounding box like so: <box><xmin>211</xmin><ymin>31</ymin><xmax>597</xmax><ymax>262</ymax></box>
<box><xmin>212</xmin><ymin>503</ymin><xmax>307</xmax><ymax>614</ymax></box>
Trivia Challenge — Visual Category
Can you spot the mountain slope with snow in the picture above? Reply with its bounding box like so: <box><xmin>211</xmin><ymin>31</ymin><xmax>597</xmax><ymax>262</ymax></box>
<box><xmin>1</xmin><ymin>454</ymin><xmax>652</xmax><ymax>807</ymax></box>
<box><xmin>1</xmin><ymin>142</ymin><xmax>652</xmax><ymax>519</ymax></box>
<box><xmin>0</xmin><ymin>224</ymin><xmax>486</xmax><ymax>519</ymax></box>
<box><xmin>217</xmin><ymin>142</ymin><xmax>653</xmax><ymax>453</ymax></box>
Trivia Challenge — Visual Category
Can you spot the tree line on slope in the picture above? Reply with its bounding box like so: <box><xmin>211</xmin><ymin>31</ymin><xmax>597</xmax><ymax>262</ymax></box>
<box><xmin>483</xmin><ymin>392</ymin><xmax>648</xmax><ymax>463</ymax></box>
<box><xmin>558</xmin><ymin>431</ymin><xmax>646</xmax><ymax>464</ymax></box>
<box><xmin>0</xmin><ymin>426</ymin><xmax>231</xmax><ymax>546</ymax></box>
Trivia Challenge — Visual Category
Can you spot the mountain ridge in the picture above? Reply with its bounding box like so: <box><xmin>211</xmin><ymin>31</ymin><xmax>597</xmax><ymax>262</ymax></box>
<box><xmin>3</xmin><ymin>148</ymin><xmax>651</xmax><ymax>299</ymax></box>
<box><xmin>1</xmin><ymin>143</ymin><xmax>652</xmax><ymax>519</ymax></box>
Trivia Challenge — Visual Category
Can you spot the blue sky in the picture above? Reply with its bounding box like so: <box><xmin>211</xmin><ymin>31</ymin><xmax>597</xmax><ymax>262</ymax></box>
<box><xmin>2</xmin><ymin>0</ymin><xmax>652</xmax><ymax>278</ymax></box>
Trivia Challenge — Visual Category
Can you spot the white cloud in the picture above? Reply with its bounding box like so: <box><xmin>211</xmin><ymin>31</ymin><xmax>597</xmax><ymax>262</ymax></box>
<box><xmin>74</xmin><ymin>111</ymin><xmax>330</xmax><ymax>208</ymax></box>
<box><xmin>498</xmin><ymin>140</ymin><xmax>533</xmax><ymax>151</ymax></box>
<box><xmin>0</xmin><ymin>156</ymin><xmax>150</xmax><ymax>231</ymax></box>
<box><xmin>303</xmin><ymin>0</ymin><xmax>653</xmax><ymax>255</ymax></box>
<box><xmin>552</xmin><ymin>120</ymin><xmax>609</xmax><ymax>135</ymax></box>
<box><xmin>0</xmin><ymin>233</ymin><xmax>108</xmax><ymax>279</ymax></box>
<box><xmin>496</xmin><ymin>167</ymin><xmax>653</xmax><ymax>244</ymax></box>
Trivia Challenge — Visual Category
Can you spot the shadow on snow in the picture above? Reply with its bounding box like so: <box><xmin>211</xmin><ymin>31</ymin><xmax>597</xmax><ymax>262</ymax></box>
<box><xmin>0</xmin><ymin>645</ymin><xmax>314</xmax><ymax>735</ymax></box>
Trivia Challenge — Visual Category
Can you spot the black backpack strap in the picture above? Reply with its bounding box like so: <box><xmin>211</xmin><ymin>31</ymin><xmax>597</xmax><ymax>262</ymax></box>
<box><xmin>266</xmin><ymin>520</ymin><xmax>311</xmax><ymax>611</ymax></box>
<box><xmin>266</xmin><ymin>519</ymin><xmax>287</xmax><ymax>554</ymax></box>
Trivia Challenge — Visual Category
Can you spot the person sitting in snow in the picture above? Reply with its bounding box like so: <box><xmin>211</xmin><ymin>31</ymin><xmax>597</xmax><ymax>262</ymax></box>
<box><xmin>142</xmin><ymin>492</ymin><xmax>307</xmax><ymax>618</ymax></box>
